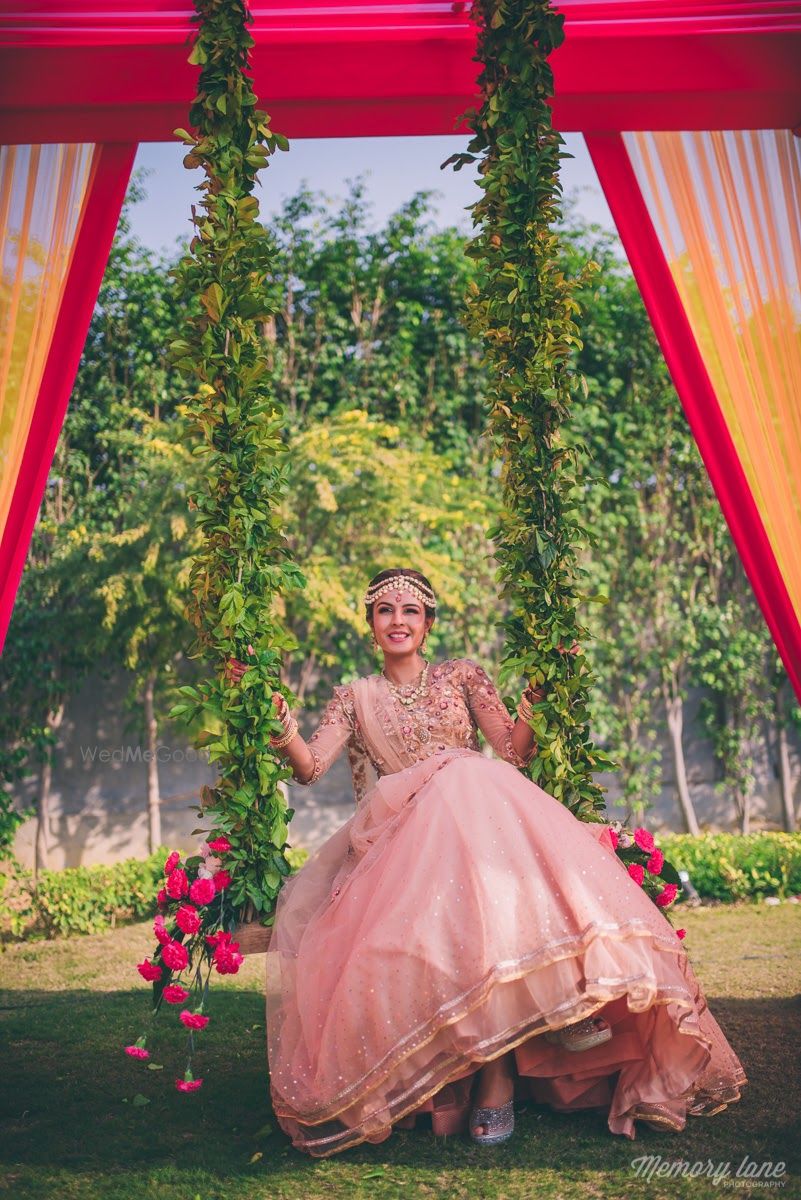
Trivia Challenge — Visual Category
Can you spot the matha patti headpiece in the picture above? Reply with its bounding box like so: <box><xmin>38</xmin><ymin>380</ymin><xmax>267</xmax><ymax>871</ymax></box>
<box><xmin>363</xmin><ymin>573</ymin><xmax>437</xmax><ymax>611</ymax></box>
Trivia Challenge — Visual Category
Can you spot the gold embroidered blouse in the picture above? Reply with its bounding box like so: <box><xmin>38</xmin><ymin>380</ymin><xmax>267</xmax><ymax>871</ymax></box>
<box><xmin>294</xmin><ymin>658</ymin><xmax>535</xmax><ymax>804</ymax></box>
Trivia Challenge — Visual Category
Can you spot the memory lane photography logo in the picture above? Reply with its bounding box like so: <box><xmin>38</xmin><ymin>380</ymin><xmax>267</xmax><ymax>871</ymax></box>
<box><xmin>631</xmin><ymin>1155</ymin><xmax>787</xmax><ymax>1189</ymax></box>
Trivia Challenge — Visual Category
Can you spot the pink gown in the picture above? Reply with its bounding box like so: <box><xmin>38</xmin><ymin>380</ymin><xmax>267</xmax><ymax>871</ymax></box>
<box><xmin>265</xmin><ymin>658</ymin><xmax>746</xmax><ymax>1157</ymax></box>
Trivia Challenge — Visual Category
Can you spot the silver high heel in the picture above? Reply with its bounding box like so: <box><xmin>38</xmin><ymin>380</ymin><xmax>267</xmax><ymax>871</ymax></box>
<box><xmin>469</xmin><ymin>1099</ymin><xmax>515</xmax><ymax>1146</ymax></box>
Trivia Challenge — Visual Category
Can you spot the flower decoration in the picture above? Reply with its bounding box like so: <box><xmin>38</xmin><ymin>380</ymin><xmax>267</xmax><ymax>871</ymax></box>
<box><xmin>127</xmin><ymin>837</ymin><xmax>244</xmax><ymax>1095</ymax></box>
<box><xmin>606</xmin><ymin>819</ymin><xmax>685</xmax><ymax>938</ymax></box>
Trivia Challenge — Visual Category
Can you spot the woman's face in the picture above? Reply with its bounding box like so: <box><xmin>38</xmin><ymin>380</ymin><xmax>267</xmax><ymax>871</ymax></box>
<box><xmin>371</xmin><ymin>588</ymin><xmax>433</xmax><ymax>659</ymax></box>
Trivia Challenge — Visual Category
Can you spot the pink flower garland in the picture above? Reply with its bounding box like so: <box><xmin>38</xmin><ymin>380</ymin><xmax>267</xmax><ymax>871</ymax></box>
<box><xmin>126</xmin><ymin>837</ymin><xmax>242</xmax><ymax>1094</ymax></box>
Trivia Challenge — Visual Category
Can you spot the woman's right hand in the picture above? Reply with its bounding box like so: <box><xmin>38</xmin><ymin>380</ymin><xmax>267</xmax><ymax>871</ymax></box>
<box><xmin>271</xmin><ymin>691</ymin><xmax>290</xmax><ymax>724</ymax></box>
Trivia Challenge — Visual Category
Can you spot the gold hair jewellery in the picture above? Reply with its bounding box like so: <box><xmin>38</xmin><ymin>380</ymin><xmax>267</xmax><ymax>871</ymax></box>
<box><xmin>364</xmin><ymin>574</ymin><xmax>437</xmax><ymax>611</ymax></box>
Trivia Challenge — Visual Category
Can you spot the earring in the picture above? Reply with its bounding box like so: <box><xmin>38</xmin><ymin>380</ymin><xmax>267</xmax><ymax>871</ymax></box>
<box><xmin>371</xmin><ymin>634</ymin><xmax>380</xmax><ymax>652</ymax></box>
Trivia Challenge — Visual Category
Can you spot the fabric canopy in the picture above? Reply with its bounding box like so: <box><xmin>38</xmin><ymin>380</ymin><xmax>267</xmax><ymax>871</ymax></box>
<box><xmin>0</xmin><ymin>143</ymin><xmax>96</xmax><ymax>540</ymax></box>
<box><xmin>1</xmin><ymin>3</ymin><xmax>801</xmax><ymax>703</ymax></box>
<box><xmin>625</xmin><ymin>130</ymin><xmax>801</xmax><ymax>633</ymax></box>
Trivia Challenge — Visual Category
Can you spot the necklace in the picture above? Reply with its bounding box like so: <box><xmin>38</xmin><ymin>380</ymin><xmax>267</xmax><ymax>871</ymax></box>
<box><xmin>381</xmin><ymin>660</ymin><xmax>430</xmax><ymax>707</ymax></box>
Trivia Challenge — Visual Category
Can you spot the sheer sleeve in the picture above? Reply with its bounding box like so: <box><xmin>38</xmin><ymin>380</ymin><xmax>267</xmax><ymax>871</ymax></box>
<box><xmin>459</xmin><ymin>658</ymin><xmax>536</xmax><ymax>769</ymax></box>
<box><xmin>293</xmin><ymin>684</ymin><xmax>355</xmax><ymax>786</ymax></box>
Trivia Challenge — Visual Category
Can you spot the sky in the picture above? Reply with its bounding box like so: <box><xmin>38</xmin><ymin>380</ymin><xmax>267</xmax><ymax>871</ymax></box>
<box><xmin>129</xmin><ymin>132</ymin><xmax>617</xmax><ymax>255</ymax></box>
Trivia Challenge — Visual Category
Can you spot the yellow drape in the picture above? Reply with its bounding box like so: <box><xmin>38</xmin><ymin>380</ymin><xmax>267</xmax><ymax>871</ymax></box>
<box><xmin>0</xmin><ymin>143</ymin><xmax>96</xmax><ymax>542</ymax></box>
<box><xmin>623</xmin><ymin>129</ymin><xmax>801</xmax><ymax>625</ymax></box>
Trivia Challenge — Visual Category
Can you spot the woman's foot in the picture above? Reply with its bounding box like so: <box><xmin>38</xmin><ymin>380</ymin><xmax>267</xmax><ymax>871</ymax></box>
<box><xmin>470</xmin><ymin>1052</ymin><xmax>515</xmax><ymax>1144</ymax></box>
<box><xmin>545</xmin><ymin>1015</ymin><xmax>612</xmax><ymax>1052</ymax></box>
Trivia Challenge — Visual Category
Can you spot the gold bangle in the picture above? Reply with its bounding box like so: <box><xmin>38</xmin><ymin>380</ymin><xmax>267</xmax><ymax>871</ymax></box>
<box><xmin>270</xmin><ymin>718</ymin><xmax>298</xmax><ymax>750</ymax></box>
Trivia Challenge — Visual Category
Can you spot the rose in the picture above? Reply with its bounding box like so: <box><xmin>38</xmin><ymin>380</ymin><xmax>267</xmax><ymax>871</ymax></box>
<box><xmin>176</xmin><ymin>904</ymin><xmax>201</xmax><ymax>935</ymax></box>
<box><xmin>180</xmin><ymin>1010</ymin><xmax>210</xmax><ymax>1030</ymax></box>
<box><xmin>207</xmin><ymin>836</ymin><xmax>232</xmax><ymax>854</ymax></box>
<box><xmin>655</xmin><ymin>883</ymin><xmax>678</xmax><ymax>908</ymax></box>
<box><xmin>161</xmin><ymin>939</ymin><xmax>189</xmax><ymax>971</ymax></box>
<box><xmin>189</xmin><ymin>876</ymin><xmax>217</xmax><ymax>906</ymax></box>
<box><xmin>137</xmin><ymin>958</ymin><xmax>162</xmax><ymax>982</ymax></box>
<box><xmin>627</xmin><ymin>863</ymin><xmax>645</xmax><ymax>886</ymax></box>
<box><xmin>166</xmin><ymin>868</ymin><xmax>189</xmax><ymax>900</ymax></box>
<box><xmin>676</xmin><ymin>928</ymin><xmax>686</xmax><ymax>940</ymax></box>
<box><xmin>164</xmin><ymin>851</ymin><xmax>181</xmax><ymax>875</ymax></box>
<box><xmin>646</xmin><ymin>848</ymin><xmax>664</xmax><ymax>875</ymax></box>
<box><xmin>214</xmin><ymin>869</ymin><xmax>232</xmax><ymax>892</ymax></box>
<box><xmin>633</xmin><ymin>827</ymin><xmax>655</xmax><ymax>854</ymax></box>
<box><xmin>162</xmin><ymin>983</ymin><xmax>190</xmax><ymax>1004</ymax></box>
<box><xmin>153</xmin><ymin>914</ymin><xmax>171</xmax><ymax>945</ymax></box>
<box><xmin>607</xmin><ymin>828</ymin><xmax>619</xmax><ymax>851</ymax></box>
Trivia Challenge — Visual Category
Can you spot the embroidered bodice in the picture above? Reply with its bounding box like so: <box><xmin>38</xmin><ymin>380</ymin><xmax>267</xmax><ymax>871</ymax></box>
<box><xmin>295</xmin><ymin>658</ymin><xmax>534</xmax><ymax>804</ymax></box>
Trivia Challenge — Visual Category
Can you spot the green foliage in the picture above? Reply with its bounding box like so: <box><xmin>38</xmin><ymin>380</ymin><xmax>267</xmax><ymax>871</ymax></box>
<box><xmin>168</xmin><ymin>0</ymin><xmax>304</xmax><ymax>920</ymax></box>
<box><xmin>662</xmin><ymin>832</ymin><xmax>801</xmax><ymax>901</ymax></box>
<box><xmin>266</xmin><ymin>184</ymin><xmax>488</xmax><ymax>458</ymax></box>
<box><xmin>281</xmin><ymin>408</ymin><xmax>503</xmax><ymax>693</ymax></box>
<box><xmin>1</xmin><ymin>850</ymin><xmax>166</xmax><ymax>940</ymax></box>
<box><xmin>451</xmin><ymin>0</ymin><xmax>613</xmax><ymax>820</ymax></box>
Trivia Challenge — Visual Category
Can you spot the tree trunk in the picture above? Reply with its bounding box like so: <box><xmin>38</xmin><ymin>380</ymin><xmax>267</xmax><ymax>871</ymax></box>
<box><xmin>736</xmin><ymin>789</ymin><xmax>751</xmax><ymax>835</ymax></box>
<box><xmin>34</xmin><ymin>703</ymin><xmax>64</xmax><ymax>880</ymax></box>
<box><xmin>144</xmin><ymin>670</ymin><xmax>162</xmax><ymax>853</ymax></box>
<box><xmin>664</xmin><ymin>691</ymin><xmax>700</xmax><ymax>835</ymax></box>
<box><xmin>776</xmin><ymin>683</ymin><xmax>797</xmax><ymax>832</ymax></box>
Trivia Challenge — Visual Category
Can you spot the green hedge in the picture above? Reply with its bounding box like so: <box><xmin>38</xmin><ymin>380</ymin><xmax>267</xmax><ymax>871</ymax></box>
<box><xmin>662</xmin><ymin>832</ymin><xmax>801</xmax><ymax>902</ymax></box>
<box><xmin>0</xmin><ymin>845</ymin><xmax>310</xmax><ymax>941</ymax></box>
<box><xmin>3</xmin><ymin>834</ymin><xmax>799</xmax><ymax>940</ymax></box>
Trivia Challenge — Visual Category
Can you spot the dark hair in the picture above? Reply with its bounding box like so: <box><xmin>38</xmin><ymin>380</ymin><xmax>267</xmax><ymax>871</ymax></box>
<box><xmin>364</xmin><ymin>568</ymin><xmax>437</xmax><ymax>624</ymax></box>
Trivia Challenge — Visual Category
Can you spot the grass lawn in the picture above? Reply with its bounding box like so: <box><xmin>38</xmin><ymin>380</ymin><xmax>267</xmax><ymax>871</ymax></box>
<box><xmin>1</xmin><ymin>903</ymin><xmax>799</xmax><ymax>1200</ymax></box>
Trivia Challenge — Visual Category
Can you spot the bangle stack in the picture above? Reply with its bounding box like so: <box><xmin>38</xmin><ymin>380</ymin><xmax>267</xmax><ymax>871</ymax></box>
<box><xmin>270</xmin><ymin>701</ymin><xmax>298</xmax><ymax>750</ymax></box>
<box><xmin>516</xmin><ymin>686</ymin><xmax>545</xmax><ymax>722</ymax></box>
<box><xmin>270</xmin><ymin>718</ymin><xmax>298</xmax><ymax>750</ymax></box>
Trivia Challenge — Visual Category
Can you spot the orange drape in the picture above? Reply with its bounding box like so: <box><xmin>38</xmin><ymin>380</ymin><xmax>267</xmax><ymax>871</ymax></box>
<box><xmin>0</xmin><ymin>143</ymin><xmax>96</xmax><ymax>542</ymax></box>
<box><xmin>623</xmin><ymin>129</ymin><xmax>801</xmax><ymax>627</ymax></box>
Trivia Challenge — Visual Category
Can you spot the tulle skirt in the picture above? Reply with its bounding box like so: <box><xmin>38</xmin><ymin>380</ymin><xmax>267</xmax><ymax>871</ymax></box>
<box><xmin>265</xmin><ymin>747</ymin><xmax>746</xmax><ymax>1157</ymax></box>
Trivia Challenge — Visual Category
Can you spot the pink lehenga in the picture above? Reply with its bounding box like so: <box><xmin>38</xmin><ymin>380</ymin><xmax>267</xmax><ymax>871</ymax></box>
<box><xmin>265</xmin><ymin>658</ymin><xmax>746</xmax><ymax>1157</ymax></box>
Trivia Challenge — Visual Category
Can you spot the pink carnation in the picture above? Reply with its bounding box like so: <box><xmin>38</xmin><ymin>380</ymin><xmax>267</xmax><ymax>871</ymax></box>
<box><xmin>161</xmin><ymin>939</ymin><xmax>189</xmax><ymax>971</ymax></box>
<box><xmin>213</xmin><ymin>939</ymin><xmax>244</xmax><ymax>975</ymax></box>
<box><xmin>153</xmin><ymin>914</ymin><xmax>171</xmax><ymax>946</ymax></box>
<box><xmin>206</xmin><ymin>929</ymin><xmax>235</xmax><ymax>948</ymax></box>
<box><xmin>676</xmin><ymin>928</ymin><xmax>686</xmax><ymax>940</ymax></box>
<box><xmin>627</xmin><ymin>862</ymin><xmax>645</xmax><ymax>886</ymax></box>
<box><xmin>214</xmin><ymin>869</ymin><xmax>232</xmax><ymax>892</ymax></box>
<box><xmin>646</xmin><ymin>848</ymin><xmax>665</xmax><ymax>875</ymax></box>
<box><xmin>207</xmin><ymin>835</ymin><xmax>232</xmax><ymax>854</ymax></box>
<box><xmin>633</xmin><ymin>827</ymin><xmax>655</xmax><ymax>853</ymax></box>
<box><xmin>607</xmin><ymin>828</ymin><xmax>619</xmax><ymax>851</ymax></box>
<box><xmin>655</xmin><ymin>883</ymin><xmax>679</xmax><ymax>908</ymax></box>
<box><xmin>124</xmin><ymin>1045</ymin><xmax>150</xmax><ymax>1059</ymax></box>
<box><xmin>176</xmin><ymin>1077</ymin><xmax>204</xmax><ymax>1092</ymax></box>
<box><xmin>176</xmin><ymin>904</ymin><xmax>201</xmax><ymax>935</ymax></box>
<box><xmin>166</xmin><ymin>868</ymin><xmax>189</xmax><ymax>900</ymax></box>
<box><xmin>137</xmin><ymin>958</ymin><xmax>163</xmax><ymax>982</ymax></box>
<box><xmin>180</xmin><ymin>1010</ymin><xmax>210</xmax><ymax>1030</ymax></box>
<box><xmin>164</xmin><ymin>851</ymin><xmax>181</xmax><ymax>875</ymax></box>
<box><xmin>189</xmin><ymin>876</ymin><xmax>217</xmax><ymax>906</ymax></box>
<box><xmin>156</xmin><ymin>887</ymin><xmax>168</xmax><ymax>907</ymax></box>
<box><xmin>162</xmin><ymin>983</ymin><xmax>190</xmax><ymax>1004</ymax></box>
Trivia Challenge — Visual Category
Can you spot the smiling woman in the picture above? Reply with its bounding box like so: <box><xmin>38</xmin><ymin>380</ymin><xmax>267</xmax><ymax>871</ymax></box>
<box><xmin>246</xmin><ymin>566</ymin><xmax>748</xmax><ymax>1156</ymax></box>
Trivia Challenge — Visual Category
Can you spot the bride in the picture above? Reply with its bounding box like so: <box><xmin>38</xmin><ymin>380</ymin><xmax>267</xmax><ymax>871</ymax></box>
<box><xmin>228</xmin><ymin>567</ymin><xmax>746</xmax><ymax>1157</ymax></box>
